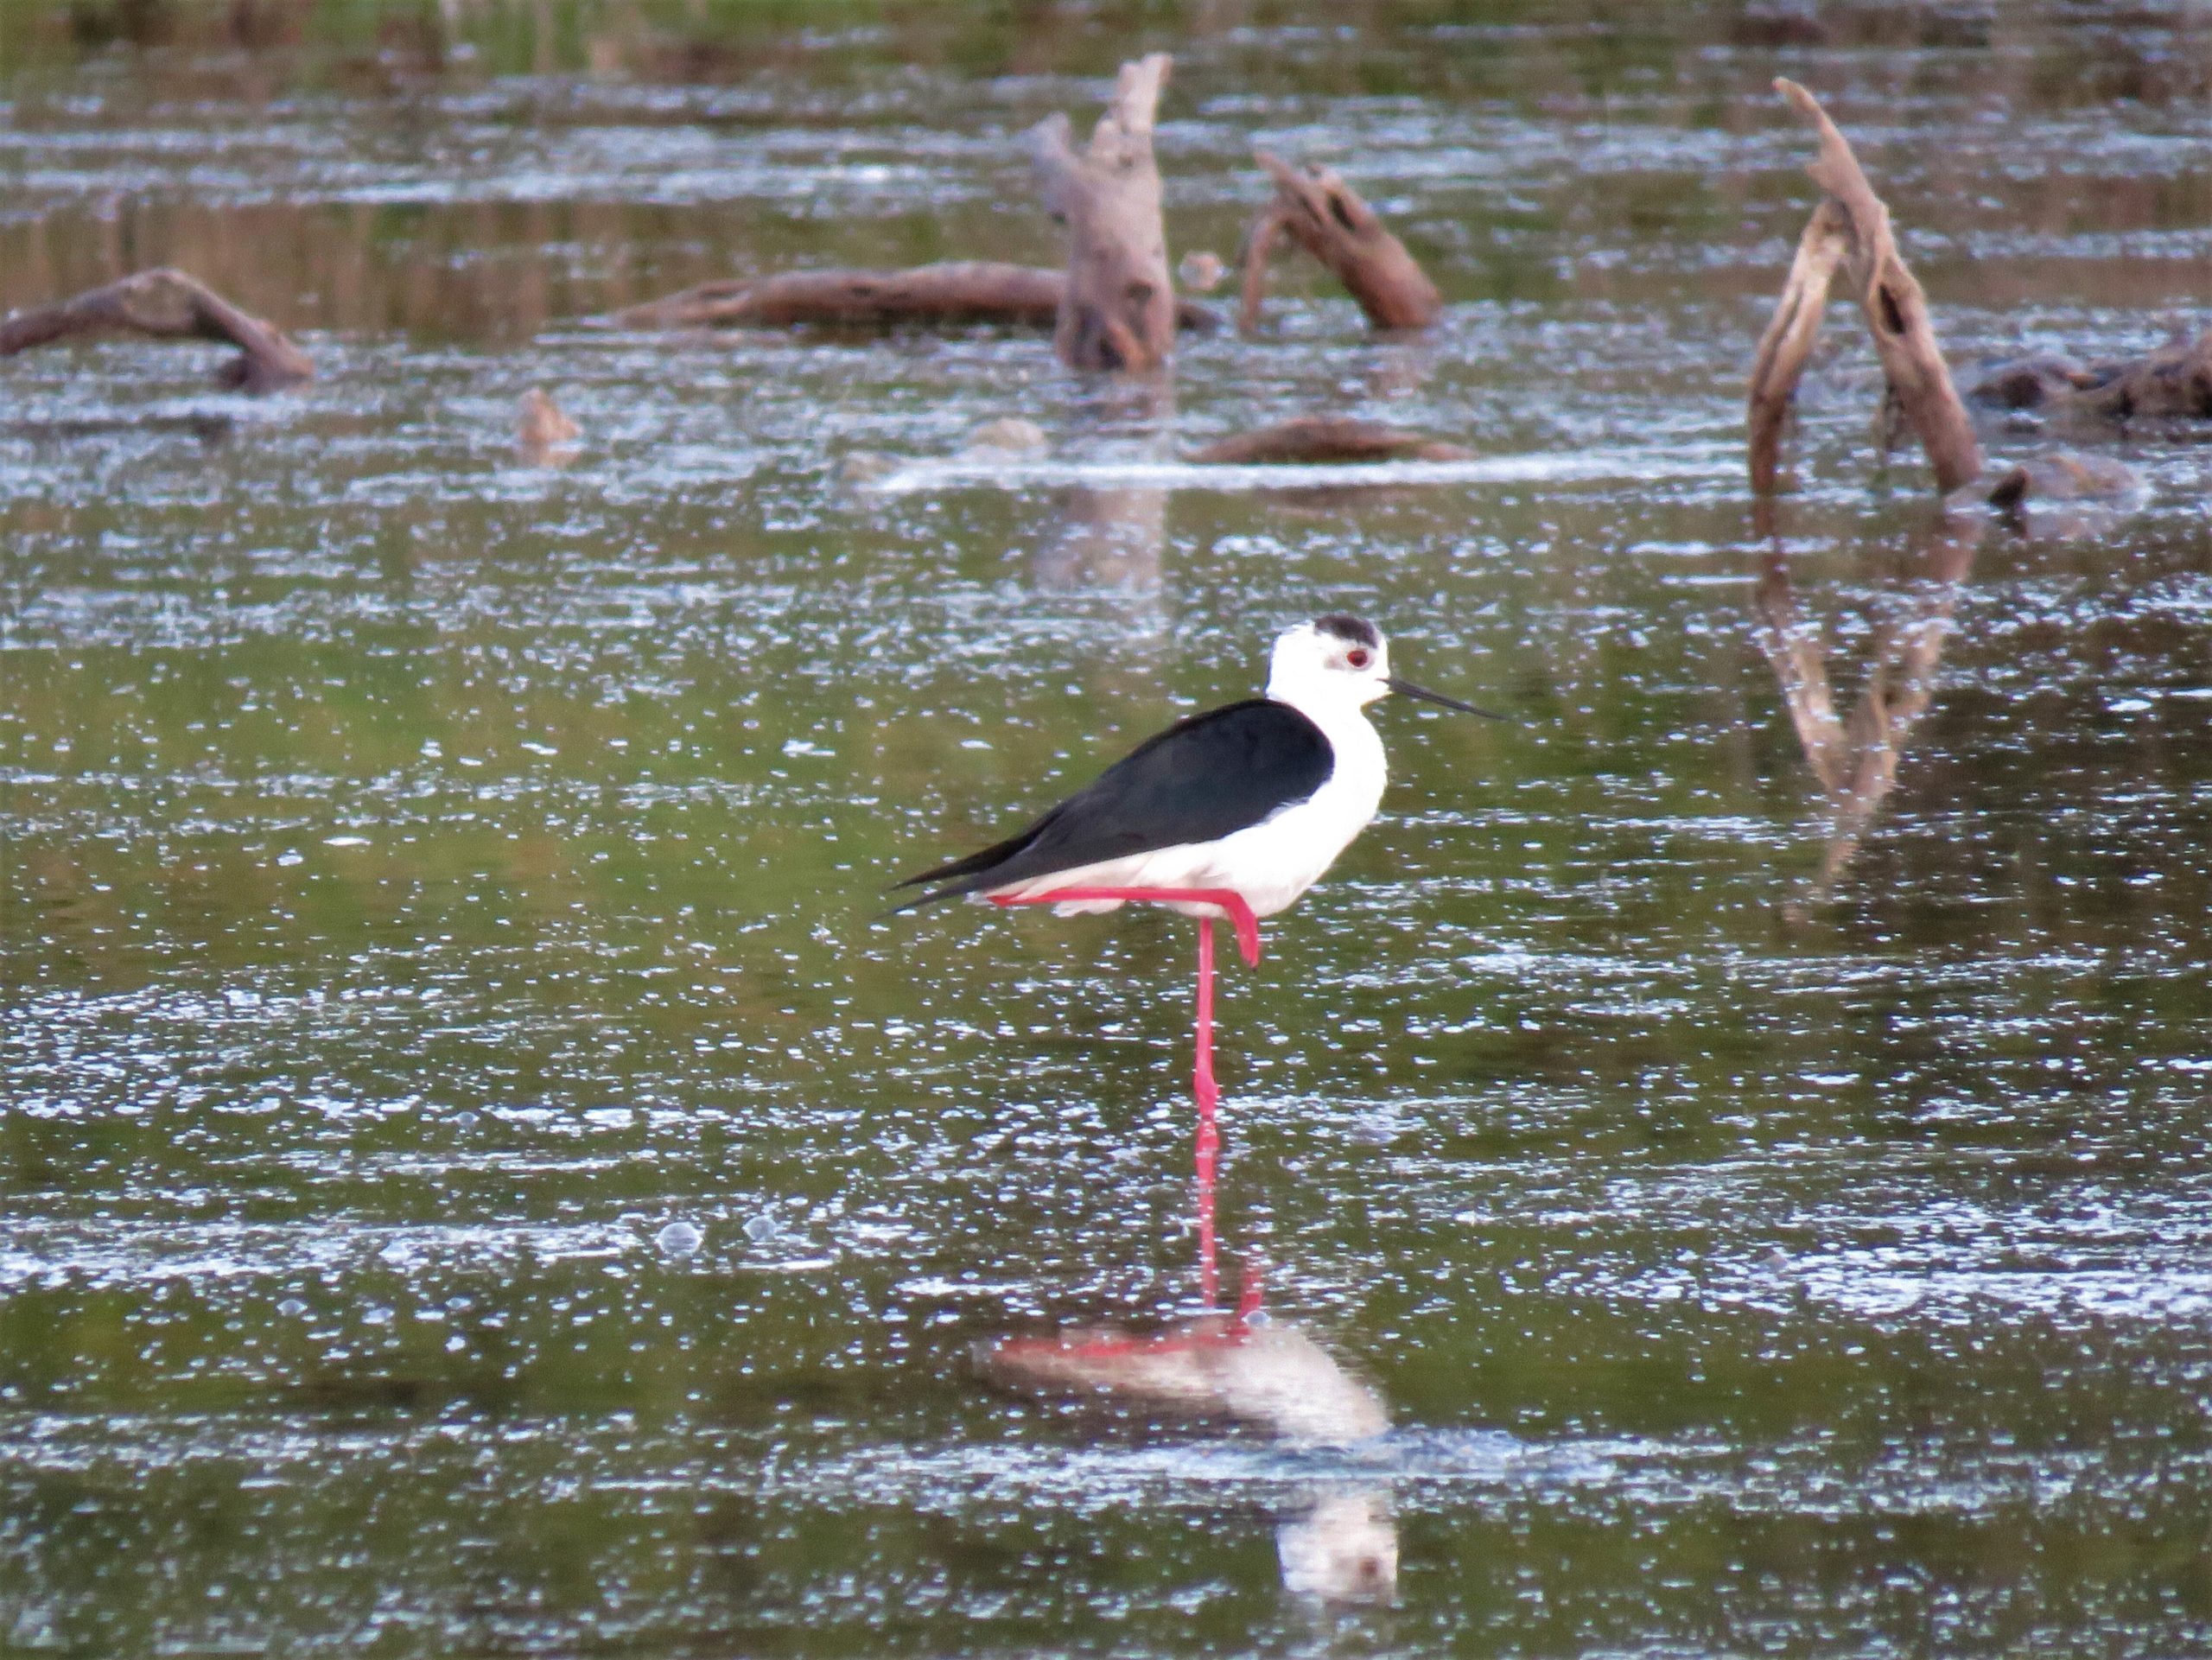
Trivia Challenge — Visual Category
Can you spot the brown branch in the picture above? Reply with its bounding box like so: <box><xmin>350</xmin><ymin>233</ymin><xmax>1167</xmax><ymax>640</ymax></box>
<box><xmin>1025</xmin><ymin>54</ymin><xmax>1177</xmax><ymax>372</ymax></box>
<box><xmin>1746</xmin><ymin>198</ymin><xmax>1852</xmax><ymax>495</ymax></box>
<box><xmin>1236</xmin><ymin>207</ymin><xmax>1288</xmax><ymax>336</ymax></box>
<box><xmin>0</xmin><ymin>267</ymin><xmax>313</xmax><ymax>392</ymax></box>
<box><xmin>1770</xmin><ymin>79</ymin><xmax>1981</xmax><ymax>493</ymax></box>
<box><xmin>1239</xmin><ymin>150</ymin><xmax>1440</xmax><ymax>334</ymax></box>
<box><xmin>1188</xmin><ymin>417</ymin><xmax>1471</xmax><ymax>467</ymax></box>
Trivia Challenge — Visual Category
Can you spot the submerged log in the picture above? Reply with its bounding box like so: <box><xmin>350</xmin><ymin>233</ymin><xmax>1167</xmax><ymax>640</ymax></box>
<box><xmin>1026</xmin><ymin>54</ymin><xmax>1177</xmax><ymax>373</ymax></box>
<box><xmin>0</xmin><ymin>267</ymin><xmax>313</xmax><ymax>392</ymax></box>
<box><xmin>1968</xmin><ymin>330</ymin><xmax>2212</xmax><ymax>424</ymax></box>
<box><xmin>1981</xmin><ymin>449</ymin><xmax>2139</xmax><ymax>510</ymax></box>
<box><xmin>1238</xmin><ymin>151</ymin><xmax>1440</xmax><ymax>334</ymax></box>
<box><xmin>1747</xmin><ymin>81</ymin><xmax>1980</xmax><ymax>494</ymax></box>
<box><xmin>1189</xmin><ymin>416</ymin><xmax>1471</xmax><ymax>467</ymax></box>
<box><xmin>614</xmin><ymin>262</ymin><xmax>1218</xmax><ymax>335</ymax></box>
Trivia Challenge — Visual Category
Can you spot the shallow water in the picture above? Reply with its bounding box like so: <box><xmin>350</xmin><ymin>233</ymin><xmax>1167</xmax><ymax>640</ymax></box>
<box><xmin>3</xmin><ymin>2</ymin><xmax>2211</xmax><ymax>1654</ymax></box>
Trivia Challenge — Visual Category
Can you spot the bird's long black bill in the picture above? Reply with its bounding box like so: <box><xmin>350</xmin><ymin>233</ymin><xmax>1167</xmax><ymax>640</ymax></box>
<box><xmin>1386</xmin><ymin>676</ymin><xmax>1506</xmax><ymax>721</ymax></box>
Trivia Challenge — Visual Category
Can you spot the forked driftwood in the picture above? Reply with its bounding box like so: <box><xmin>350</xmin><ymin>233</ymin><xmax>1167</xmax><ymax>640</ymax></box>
<box><xmin>1026</xmin><ymin>54</ymin><xmax>1177</xmax><ymax>373</ymax></box>
<box><xmin>614</xmin><ymin>262</ymin><xmax>1217</xmax><ymax>334</ymax></box>
<box><xmin>1188</xmin><ymin>416</ymin><xmax>1471</xmax><ymax>466</ymax></box>
<box><xmin>1238</xmin><ymin>151</ymin><xmax>1440</xmax><ymax>334</ymax></box>
<box><xmin>1752</xmin><ymin>513</ymin><xmax>1981</xmax><ymax>896</ymax></box>
<box><xmin>0</xmin><ymin>268</ymin><xmax>313</xmax><ymax>392</ymax></box>
<box><xmin>1747</xmin><ymin>80</ymin><xmax>1980</xmax><ymax>494</ymax></box>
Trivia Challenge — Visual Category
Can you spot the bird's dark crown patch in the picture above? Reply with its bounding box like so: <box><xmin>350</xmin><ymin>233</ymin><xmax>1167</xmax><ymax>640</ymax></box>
<box><xmin>1313</xmin><ymin>614</ymin><xmax>1382</xmax><ymax>649</ymax></box>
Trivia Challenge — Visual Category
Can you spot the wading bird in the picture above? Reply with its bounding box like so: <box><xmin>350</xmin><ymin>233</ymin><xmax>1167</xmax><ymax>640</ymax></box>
<box><xmin>893</xmin><ymin>615</ymin><xmax>1495</xmax><ymax>1186</ymax></box>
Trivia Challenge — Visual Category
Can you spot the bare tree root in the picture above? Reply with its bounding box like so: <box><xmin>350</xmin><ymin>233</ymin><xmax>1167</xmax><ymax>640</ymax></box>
<box><xmin>1026</xmin><ymin>54</ymin><xmax>1177</xmax><ymax>373</ymax></box>
<box><xmin>0</xmin><ymin>267</ymin><xmax>313</xmax><ymax>392</ymax></box>
<box><xmin>1188</xmin><ymin>416</ymin><xmax>1471</xmax><ymax>466</ymax></box>
<box><xmin>1747</xmin><ymin>81</ymin><xmax>1980</xmax><ymax>494</ymax></box>
<box><xmin>1238</xmin><ymin>151</ymin><xmax>1440</xmax><ymax>334</ymax></box>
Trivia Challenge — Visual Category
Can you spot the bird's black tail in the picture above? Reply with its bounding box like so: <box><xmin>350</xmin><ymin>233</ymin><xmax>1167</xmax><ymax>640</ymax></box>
<box><xmin>883</xmin><ymin>819</ymin><xmax>1053</xmax><ymax>917</ymax></box>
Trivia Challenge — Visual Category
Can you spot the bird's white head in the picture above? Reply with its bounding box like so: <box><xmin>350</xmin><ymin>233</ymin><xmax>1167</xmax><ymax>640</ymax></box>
<box><xmin>1266</xmin><ymin>615</ymin><xmax>1392</xmax><ymax>714</ymax></box>
<box><xmin>1266</xmin><ymin>614</ymin><xmax>1503</xmax><ymax>725</ymax></box>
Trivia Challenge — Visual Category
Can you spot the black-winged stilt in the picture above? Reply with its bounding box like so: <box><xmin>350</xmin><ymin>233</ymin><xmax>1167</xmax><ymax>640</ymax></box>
<box><xmin>893</xmin><ymin>614</ymin><xmax>1496</xmax><ymax>1187</ymax></box>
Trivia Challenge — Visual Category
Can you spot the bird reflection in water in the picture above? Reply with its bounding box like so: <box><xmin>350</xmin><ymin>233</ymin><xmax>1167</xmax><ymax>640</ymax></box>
<box><xmin>1751</xmin><ymin>505</ymin><xmax>1984</xmax><ymax>901</ymax></box>
<box><xmin>976</xmin><ymin>1186</ymin><xmax>1399</xmax><ymax>1606</ymax></box>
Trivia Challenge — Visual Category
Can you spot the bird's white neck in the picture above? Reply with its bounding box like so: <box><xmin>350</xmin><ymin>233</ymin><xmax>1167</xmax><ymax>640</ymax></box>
<box><xmin>1267</xmin><ymin>675</ymin><xmax>1386</xmax><ymax>790</ymax></box>
<box><xmin>1266</xmin><ymin>665</ymin><xmax>1379</xmax><ymax>740</ymax></box>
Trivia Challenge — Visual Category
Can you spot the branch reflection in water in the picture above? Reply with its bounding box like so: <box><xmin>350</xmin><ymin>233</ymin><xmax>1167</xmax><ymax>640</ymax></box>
<box><xmin>1751</xmin><ymin>506</ymin><xmax>1986</xmax><ymax>903</ymax></box>
<box><xmin>976</xmin><ymin>1193</ymin><xmax>1397</xmax><ymax>1606</ymax></box>
<box><xmin>1033</xmin><ymin>378</ymin><xmax>1169</xmax><ymax>607</ymax></box>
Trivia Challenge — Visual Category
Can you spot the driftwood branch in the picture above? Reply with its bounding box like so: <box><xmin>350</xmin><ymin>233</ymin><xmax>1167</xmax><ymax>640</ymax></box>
<box><xmin>1746</xmin><ymin>200</ymin><xmax>1851</xmax><ymax>494</ymax></box>
<box><xmin>1747</xmin><ymin>81</ymin><xmax>1980</xmax><ymax>494</ymax></box>
<box><xmin>1025</xmin><ymin>54</ymin><xmax>1176</xmax><ymax>372</ymax></box>
<box><xmin>1189</xmin><ymin>417</ymin><xmax>1471</xmax><ymax>466</ymax></box>
<box><xmin>0</xmin><ymin>267</ymin><xmax>313</xmax><ymax>392</ymax></box>
<box><xmin>1238</xmin><ymin>150</ymin><xmax>1440</xmax><ymax>334</ymax></box>
<box><xmin>613</xmin><ymin>262</ymin><xmax>1217</xmax><ymax>334</ymax></box>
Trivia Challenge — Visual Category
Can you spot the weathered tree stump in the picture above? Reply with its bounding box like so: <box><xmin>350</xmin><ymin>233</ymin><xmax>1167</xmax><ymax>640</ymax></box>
<box><xmin>1188</xmin><ymin>416</ymin><xmax>1471</xmax><ymax>466</ymax></box>
<box><xmin>0</xmin><ymin>267</ymin><xmax>313</xmax><ymax>392</ymax></box>
<box><xmin>613</xmin><ymin>262</ymin><xmax>1218</xmax><ymax>335</ymax></box>
<box><xmin>1237</xmin><ymin>150</ymin><xmax>1440</xmax><ymax>334</ymax></box>
<box><xmin>1747</xmin><ymin>80</ymin><xmax>1980</xmax><ymax>494</ymax></box>
<box><xmin>1026</xmin><ymin>54</ymin><xmax>1177</xmax><ymax>373</ymax></box>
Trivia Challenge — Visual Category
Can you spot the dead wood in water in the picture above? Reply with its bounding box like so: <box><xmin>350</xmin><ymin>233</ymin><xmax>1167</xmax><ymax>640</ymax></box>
<box><xmin>517</xmin><ymin>388</ymin><xmax>580</xmax><ymax>466</ymax></box>
<box><xmin>1747</xmin><ymin>81</ymin><xmax>1980</xmax><ymax>494</ymax></box>
<box><xmin>1982</xmin><ymin>450</ymin><xmax>2139</xmax><ymax>511</ymax></box>
<box><xmin>1969</xmin><ymin>330</ymin><xmax>2212</xmax><ymax>425</ymax></box>
<box><xmin>0</xmin><ymin>267</ymin><xmax>313</xmax><ymax>392</ymax></box>
<box><xmin>1746</xmin><ymin>200</ymin><xmax>1852</xmax><ymax>495</ymax></box>
<box><xmin>615</xmin><ymin>262</ymin><xmax>1218</xmax><ymax>335</ymax></box>
<box><xmin>1238</xmin><ymin>151</ymin><xmax>1440</xmax><ymax>334</ymax></box>
<box><xmin>1189</xmin><ymin>416</ymin><xmax>1471</xmax><ymax>467</ymax></box>
<box><xmin>1026</xmin><ymin>54</ymin><xmax>1177</xmax><ymax>373</ymax></box>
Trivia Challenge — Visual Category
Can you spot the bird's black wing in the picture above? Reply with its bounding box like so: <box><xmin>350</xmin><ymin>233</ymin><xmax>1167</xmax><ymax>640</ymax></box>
<box><xmin>891</xmin><ymin>698</ymin><xmax>1332</xmax><ymax>909</ymax></box>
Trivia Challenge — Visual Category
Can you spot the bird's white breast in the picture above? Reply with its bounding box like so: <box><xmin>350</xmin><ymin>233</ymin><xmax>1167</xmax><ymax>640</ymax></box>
<box><xmin>1198</xmin><ymin>703</ymin><xmax>1384</xmax><ymax>915</ymax></box>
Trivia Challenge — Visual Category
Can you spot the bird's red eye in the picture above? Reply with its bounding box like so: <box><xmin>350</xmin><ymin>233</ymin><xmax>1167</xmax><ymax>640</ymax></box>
<box><xmin>1345</xmin><ymin>649</ymin><xmax>1372</xmax><ymax>670</ymax></box>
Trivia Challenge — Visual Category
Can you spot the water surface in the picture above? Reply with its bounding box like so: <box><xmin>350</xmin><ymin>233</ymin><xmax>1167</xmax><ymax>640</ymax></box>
<box><xmin>3</xmin><ymin>3</ymin><xmax>2210</xmax><ymax>1653</ymax></box>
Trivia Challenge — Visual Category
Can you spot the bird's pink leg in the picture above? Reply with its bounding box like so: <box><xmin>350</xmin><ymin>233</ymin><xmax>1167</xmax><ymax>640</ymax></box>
<box><xmin>1195</xmin><ymin>1140</ymin><xmax>1219</xmax><ymax>1307</ymax></box>
<box><xmin>1194</xmin><ymin>915</ymin><xmax>1219</xmax><ymax>1193</ymax></box>
<box><xmin>1235</xmin><ymin>1258</ymin><xmax>1265</xmax><ymax>1326</ymax></box>
<box><xmin>988</xmin><ymin>887</ymin><xmax>1264</xmax><ymax>1193</ymax></box>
